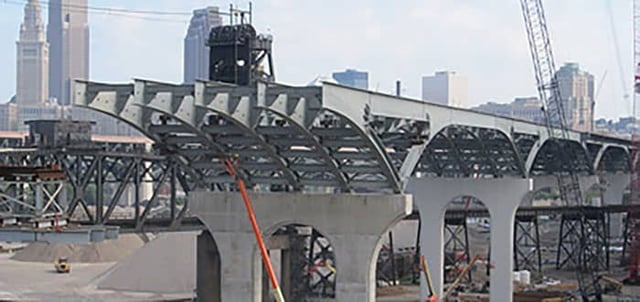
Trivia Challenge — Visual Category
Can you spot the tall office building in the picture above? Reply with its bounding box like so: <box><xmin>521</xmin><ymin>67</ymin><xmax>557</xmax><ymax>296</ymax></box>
<box><xmin>47</xmin><ymin>0</ymin><xmax>89</xmax><ymax>105</ymax></box>
<box><xmin>332</xmin><ymin>69</ymin><xmax>369</xmax><ymax>89</ymax></box>
<box><xmin>555</xmin><ymin>63</ymin><xmax>595</xmax><ymax>132</ymax></box>
<box><xmin>16</xmin><ymin>0</ymin><xmax>48</xmax><ymax>106</ymax></box>
<box><xmin>183</xmin><ymin>7</ymin><xmax>222</xmax><ymax>83</ymax></box>
<box><xmin>421</xmin><ymin>71</ymin><xmax>468</xmax><ymax>108</ymax></box>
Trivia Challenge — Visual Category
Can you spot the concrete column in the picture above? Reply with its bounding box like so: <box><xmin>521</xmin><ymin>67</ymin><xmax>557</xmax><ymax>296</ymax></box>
<box><xmin>280</xmin><ymin>249</ymin><xmax>291</xmax><ymax>300</ymax></box>
<box><xmin>601</xmin><ymin>173</ymin><xmax>630</xmax><ymax>238</ymax></box>
<box><xmin>197</xmin><ymin>230</ymin><xmax>221</xmax><ymax>302</ymax></box>
<box><xmin>191</xmin><ymin>192</ymin><xmax>411</xmax><ymax>302</ymax></box>
<box><xmin>407</xmin><ymin>177</ymin><xmax>531</xmax><ymax>302</ymax></box>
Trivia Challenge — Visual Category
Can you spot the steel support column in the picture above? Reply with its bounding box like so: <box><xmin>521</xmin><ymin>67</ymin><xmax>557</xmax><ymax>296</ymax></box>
<box><xmin>513</xmin><ymin>215</ymin><xmax>542</xmax><ymax>272</ymax></box>
<box><xmin>444</xmin><ymin>216</ymin><xmax>471</xmax><ymax>283</ymax></box>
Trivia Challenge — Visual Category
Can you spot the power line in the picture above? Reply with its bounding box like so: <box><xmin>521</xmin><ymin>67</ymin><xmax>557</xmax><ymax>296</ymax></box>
<box><xmin>0</xmin><ymin>0</ymin><xmax>206</xmax><ymax>24</ymax></box>
<box><xmin>3</xmin><ymin>0</ymin><xmax>254</xmax><ymax>25</ymax></box>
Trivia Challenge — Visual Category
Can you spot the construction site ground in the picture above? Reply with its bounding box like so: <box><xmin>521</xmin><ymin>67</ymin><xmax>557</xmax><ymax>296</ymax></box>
<box><xmin>0</xmin><ymin>225</ymin><xmax>638</xmax><ymax>301</ymax></box>
<box><xmin>0</xmin><ymin>253</ymin><xmax>192</xmax><ymax>301</ymax></box>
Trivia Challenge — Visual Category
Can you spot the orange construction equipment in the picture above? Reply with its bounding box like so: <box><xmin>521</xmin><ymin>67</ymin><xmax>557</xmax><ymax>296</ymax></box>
<box><xmin>420</xmin><ymin>255</ymin><xmax>438</xmax><ymax>302</ymax></box>
<box><xmin>223</xmin><ymin>158</ymin><xmax>285</xmax><ymax>302</ymax></box>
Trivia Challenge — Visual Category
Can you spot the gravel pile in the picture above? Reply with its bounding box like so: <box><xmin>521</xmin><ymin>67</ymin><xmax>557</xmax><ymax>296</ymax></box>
<box><xmin>97</xmin><ymin>232</ymin><xmax>197</xmax><ymax>294</ymax></box>
<box><xmin>11</xmin><ymin>234</ymin><xmax>144</xmax><ymax>263</ymax></box>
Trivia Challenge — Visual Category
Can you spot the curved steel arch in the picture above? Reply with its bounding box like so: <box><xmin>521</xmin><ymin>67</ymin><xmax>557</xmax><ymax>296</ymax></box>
<box><xmin>74</xmin><ymin>81</ymin><xmax>153</xmax><ymax>139</ymax></box>
<box><xmin>74</xmin><ymin>80</ymin><xmax>208</xmax><ymax>188</ymax></box>
<box><xmin>260</xmin><ymin>107</ymin><xmax>351</xmax><ymax>191</ymax></box>
<box><xmin>419</xmin><ymin>126</ymin><xmax>469</xmax><ymax>176</ymax></box>
<box><xmin>194</xmin><ymin>82</ymin><xmax>300</xmax><ymax>190</ymax></box>
<box><xmin>492</xmin><ymin>128</ymin><xmax>527</xmax><ymax>177</ymax></box>
<box><xmin>525</xmin><ymin>138</ymin><xmax>592</xmax><ymax>176</ymax></box>
<box><xmin>457</xmin><ymin>127</ymin><xmax>499</xmax><ymax>177</ymax></box>
<box><xmin>322</xmin><ymin>108</ymin><xmax>402</xmax><ymax>192</ymax></box>
<box><xmin>131</xmin><ymin>80</ymin><xmax>227</xmax><ymax>155</ymax></box>
<box><xmin>593</xmin><ymin>144</ymin><xmax>631</xmax><ymax>172</ymax></box>
<box><xmin>413</xmin><ymin>124</ymin><xmax>525</xmax><ymax>178</ymax></box>
<box><xmin>130</xmin><ymin>81</ymin><xmax>238</xmax><ymax>191</ymax></box>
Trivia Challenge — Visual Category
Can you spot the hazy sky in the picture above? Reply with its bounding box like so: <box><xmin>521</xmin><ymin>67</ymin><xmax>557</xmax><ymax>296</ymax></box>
<box><xmin>0</xmin><ymin>0</ymin><xmax>634</xmax><ymax>119</ymax></box>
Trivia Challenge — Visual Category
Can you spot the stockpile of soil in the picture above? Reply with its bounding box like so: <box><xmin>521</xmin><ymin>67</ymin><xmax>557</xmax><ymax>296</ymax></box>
<box><xmin>97</xmin><ymin>232</ymin><xmax>197</xmax><ymax>294</ymax></box>
<box><xmin>11</xmin><ymin>234</ymin><xmax>145</xmax><ymax>263</ymax></box>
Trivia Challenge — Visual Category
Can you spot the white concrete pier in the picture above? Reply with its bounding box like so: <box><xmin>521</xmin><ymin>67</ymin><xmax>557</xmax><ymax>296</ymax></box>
<box><xmin>191</xmin><ymin>191</ymin><xmax>411</xmax><ymax>302</ymax></box>
<box><xmin>408</xmin><ymin>177</ymin><xmax>531</xmax><ymax>302</ymax></box>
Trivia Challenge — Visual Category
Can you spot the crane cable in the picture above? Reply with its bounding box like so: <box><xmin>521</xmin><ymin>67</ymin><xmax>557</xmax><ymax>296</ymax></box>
<box><xmin>605</xmin><ymin>0</ymin><xmax>631</xmax><ymax>112</ymax></box>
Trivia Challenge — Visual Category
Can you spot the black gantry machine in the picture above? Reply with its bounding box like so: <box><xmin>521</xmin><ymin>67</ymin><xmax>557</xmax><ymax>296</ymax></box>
<box><xmin>519</xmin><ymin>0</ymin><xmax>604</xmax><ymax>301</ymax></box>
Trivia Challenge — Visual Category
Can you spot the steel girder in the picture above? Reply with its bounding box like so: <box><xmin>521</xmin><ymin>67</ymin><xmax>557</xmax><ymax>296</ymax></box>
<box><xmin>76</xmin><ymin>80</ymin><xmax>634</xmax><ymax>193</ymax></box>
<box><xmin>261</xmin><ymin>86</ymin><xmax>349</xmax><ymax>191</ymax></box>
<box><xmin>74</xmin><ymin>80</ymin><xmax>207</xmax><ymax>190</ymax></box>
<box><xmin>0</xmin><ymin>137</ymin><xmax>23</xmax><ymax>148</ymax></box>
<box><xmin>76</xmin><ymin>80</ymin><xmax>434</xmax><ymax>192</ymax></box>
<box><xmin>0</xmin><ymin>148</ymin><xmax>192</xmax><ymax>231</ymax></box>
<box><xmin>415</xmin><ymin>126</ymin><xmax>524</xmax><ymax>178</ymax></box>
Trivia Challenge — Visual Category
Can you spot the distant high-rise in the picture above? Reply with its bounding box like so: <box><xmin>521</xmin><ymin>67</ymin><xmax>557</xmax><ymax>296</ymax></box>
<box><xmin>47</xmin><ymin>0</ymin><xmax>89</xmax><ymax>105</ymax></box>
<box><xmin>183</xmin><ymin>7</ymin><xmax>222</xmax><ymax>84</ymax></box>
<box><xmin>16</xmin><ymin>0</ymin><xmax>48</xmax><ymax>106</ymax></box>
<box><xmin>421</xmin><ymin>71</ymin><xmax>468</xmax><ymax>108</ymax></box>
<box><xmin>332</xmin><ymin>69</ymin><xmax>369</xmax><ymax>89</ymax></box>
<box><xmin>555</xmin><ymin>63</ymin><xmax>595</xmax><ymax>132</ymax></box>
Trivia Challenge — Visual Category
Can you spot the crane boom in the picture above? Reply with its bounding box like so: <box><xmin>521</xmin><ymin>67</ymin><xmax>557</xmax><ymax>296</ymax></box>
<box><xmin>519</xmin><ymin>0</ymin><xmax>602</xmax><ymax>301</ymax></box>
<box><xmin>625</xmin><ymin>0</ymin><xmax>640</xmax><ymax>286</ymax></box>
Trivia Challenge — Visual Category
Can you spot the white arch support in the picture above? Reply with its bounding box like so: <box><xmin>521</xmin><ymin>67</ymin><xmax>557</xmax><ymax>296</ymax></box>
<box><xmin>407</xmin><ymin>177</ymin><xmax>531</xmax><ymax>302</ymax></box>
<box><xmin>191</xmin><ymin>191</ymin><xmax>411</xmax><ymax>301</ymax></box>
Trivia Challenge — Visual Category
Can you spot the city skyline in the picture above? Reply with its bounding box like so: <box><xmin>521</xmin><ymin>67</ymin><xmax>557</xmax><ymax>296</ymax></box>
<box><xmin>47</xmin><ymin>0</ymin><xmax>89</xmax><ymax>105</ymax></box>
<box><xmin>0</xmin><ymin>0</ymin><xmax>634</xmax><ymax>120</ymax></box>
<box><xmin>421</xmin><ymin>71</ymin><xmax>468</xmax><ymax>108</ymax></box>
<box><xmin>183</xmin><ymin>6</ymin><xmax>222</xmax><ymax>84</ymax></box>
<box><xmin>16</xmin><ymin>0</ymin><xmax>48</xmax><ymax>106</ymax></box>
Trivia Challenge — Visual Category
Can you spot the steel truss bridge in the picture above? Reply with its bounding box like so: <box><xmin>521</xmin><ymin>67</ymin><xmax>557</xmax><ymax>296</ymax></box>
<box><xmin>0</xmin><ymin>79</ymin><xmax>634</xmax><ymax>291</ymax></box>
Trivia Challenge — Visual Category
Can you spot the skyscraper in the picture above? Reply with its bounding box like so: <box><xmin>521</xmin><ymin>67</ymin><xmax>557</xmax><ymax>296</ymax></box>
<box><xmin>556</xmin><ymin>63</ymin><xmax>595</xmax><ymax>132</ymax></box>
<box><xmin>16</xmin><ymin>0</ymin><xmax>48</xmax><ymax>106</ymax></box>
<box><xmin>47</xmin><ymin>0</ymin><xmax>89</xmax><ymax>105</ymax></box>
<box><xmin>421</xmin><ymin>71</ymin><xmax>468</xmax><ymax>108</ymax></box>
<box><xmin>332</xmin><ymin>69</ymin><xmax>369</xmax><ymax>89</ymax></box>
<box><xmin>183</xmin><ymin>7</ymin><xmax>222</xmax><ymax>84</ymax></box>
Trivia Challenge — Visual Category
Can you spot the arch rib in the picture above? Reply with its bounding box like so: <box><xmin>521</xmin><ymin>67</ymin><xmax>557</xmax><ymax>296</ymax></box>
<box><xmin>195</xmin><ymin>82</ymin><xmax>300</xmax><ymax>190</ymax></box>
<box><xmin>324</xmin><ymin>109</ymin><xmax>402</xmax><ymax>192</ymax></box>
<box><xmin>593</xmin><ymin>144</ymin><xmax>631</xmax><ymax>172</ymax></box>
<box><xmin>262</xmin><ymin>107</ymin><xmax>351</xmax><ymax>192</ymax></box>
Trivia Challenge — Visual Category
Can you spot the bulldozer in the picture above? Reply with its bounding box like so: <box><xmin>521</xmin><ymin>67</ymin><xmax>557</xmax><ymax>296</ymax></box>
<box><xmin>54</xmin><ymin>257</ymin><xmax>70</xmax><ymax>273</ymax></box>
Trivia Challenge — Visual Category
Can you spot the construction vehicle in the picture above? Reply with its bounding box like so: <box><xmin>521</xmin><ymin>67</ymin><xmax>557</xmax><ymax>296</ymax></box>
<box><xmin>54</xmin><ymin>257</ymin><xmax>70</xmax><ymax>273</ymax></box>
<box><xmin>519</xmin><ymin>0</ymin><xmax>603</xmax><ymax>300</ymax></box>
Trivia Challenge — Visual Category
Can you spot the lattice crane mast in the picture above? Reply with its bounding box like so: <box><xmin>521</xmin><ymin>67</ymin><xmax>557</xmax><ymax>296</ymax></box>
<box><xmin>626</xmin><ymin>0</ymin><xmax>640</xmax><ymax>286</ymax></box>
<box><xmin>519</xmin><ymin>0</ymin><xmax>603</xmax><ymax>300</ymax></box>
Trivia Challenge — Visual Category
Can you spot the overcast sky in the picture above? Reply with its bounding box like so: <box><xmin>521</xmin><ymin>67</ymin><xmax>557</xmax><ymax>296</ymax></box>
<box><xmin>0</xmin><ymin>0</ymin><xmax>634</xmax><ymax>119</ymax></box>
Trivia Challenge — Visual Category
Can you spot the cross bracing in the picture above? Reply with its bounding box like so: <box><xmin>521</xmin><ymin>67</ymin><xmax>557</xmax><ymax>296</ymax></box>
<box><xmin>73</xmin><ymin>79</ymin><xmax>632</xmax><ymax>194</ymax></box>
